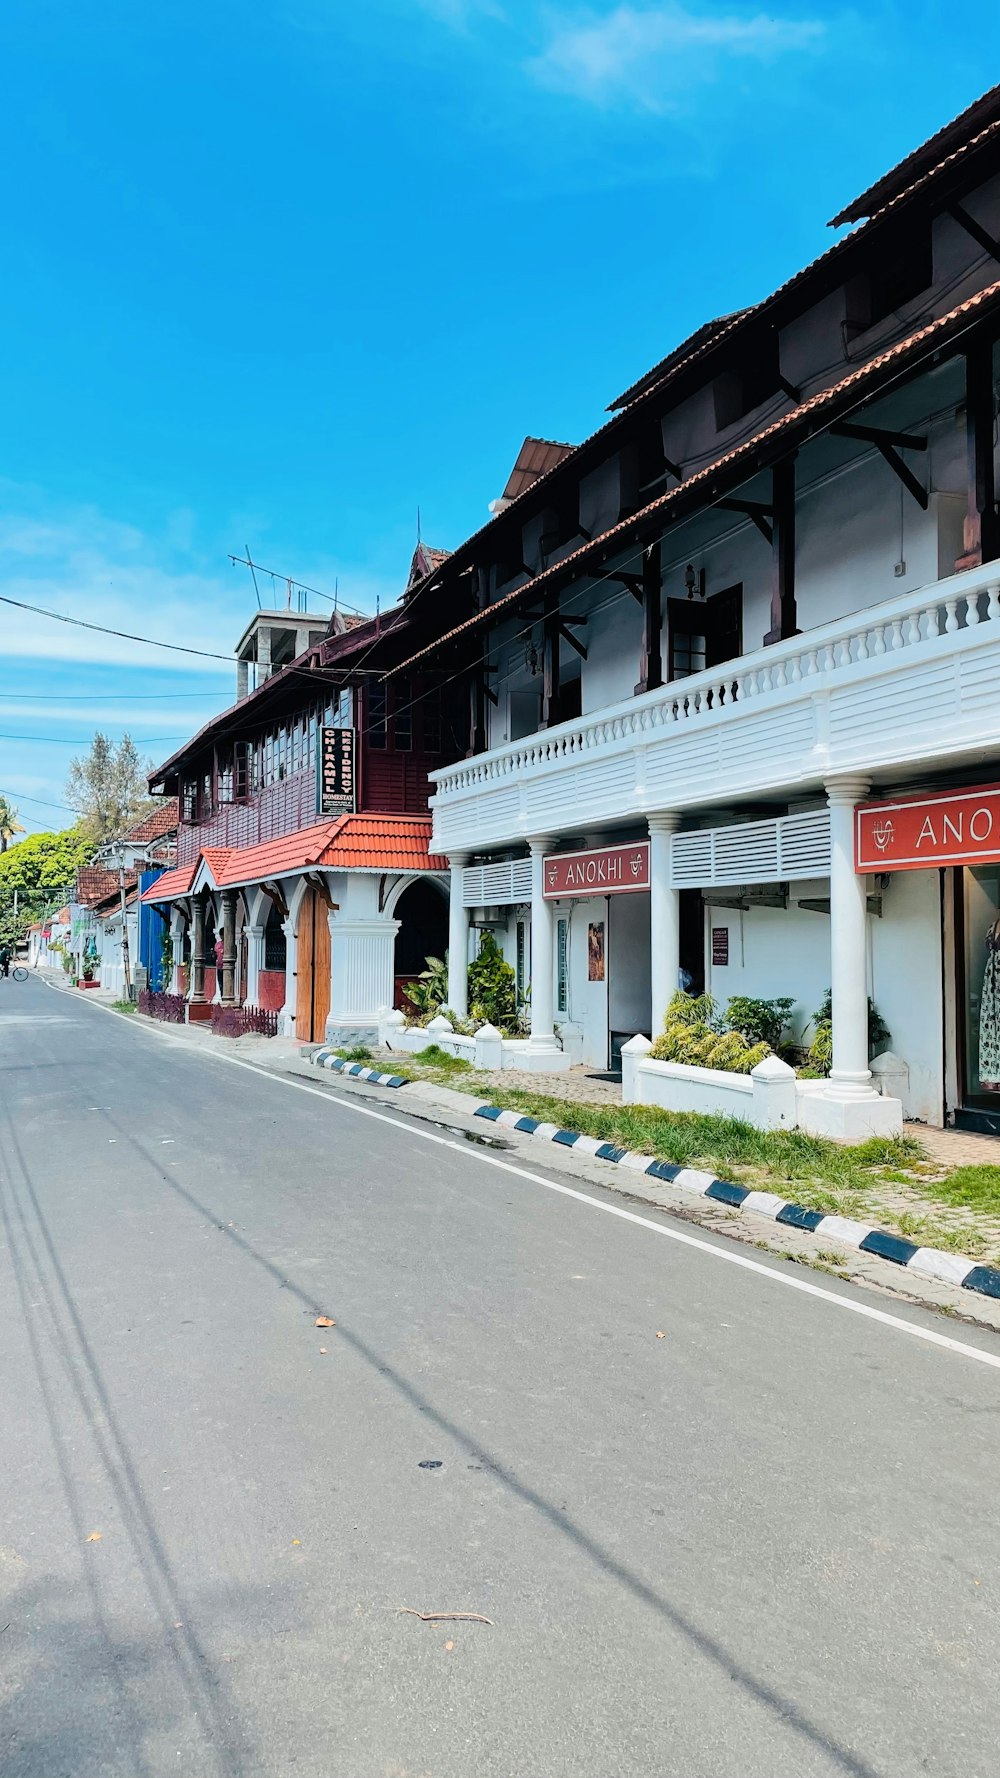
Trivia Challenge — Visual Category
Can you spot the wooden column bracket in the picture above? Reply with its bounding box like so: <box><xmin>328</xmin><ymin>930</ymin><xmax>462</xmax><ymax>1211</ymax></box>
<box><xmin>948</xmin><ymin>202</ymin><xmax>1000</xmax><ymax>266</ymax></box>
<box><xmin>634</xmin><ymin>537</ymin><xmax>664</xmax><ymax>696</ymax></box>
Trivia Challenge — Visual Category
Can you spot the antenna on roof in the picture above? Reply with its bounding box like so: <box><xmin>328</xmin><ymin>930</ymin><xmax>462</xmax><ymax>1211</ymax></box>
<box><xmin>416</xmin><ymin>505</ymin><xmax>422</xmax><ymax>543</ymax></box>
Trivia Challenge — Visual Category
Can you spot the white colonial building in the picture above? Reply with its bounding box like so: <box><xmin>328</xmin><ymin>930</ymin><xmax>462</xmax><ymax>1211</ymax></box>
<box><xmin>383</xmin><ymin>86</ymin><xmax>1000</xmax><ymax>1138</ymax></box>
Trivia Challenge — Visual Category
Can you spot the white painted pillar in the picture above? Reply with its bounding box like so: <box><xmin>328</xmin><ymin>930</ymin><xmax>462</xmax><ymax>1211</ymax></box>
<box><xmin>281</xmin><ymin>916</ymin><xmax>298</xmax><ymax>1034</ymax></box>
<box><xmin>325</xmin><ymin>913</ymin><xmax>400</xmax><ymax>1045</ymax></box>
<box><xmin>245</xmin><ymin>923</ymin><xmax>265</xmax><ymax>1006</ymax></box>
<box><xmin>648</xmin><ymin>812</ymin><xmax>681</xmax><ymax>1038</ymax></box>
<box><xmin>826</xmin><ymin>776</ymin><xmax>872</xmax><ymax>1092</ymax></box>
<box><xmin>447</xmin><ymin>852</ymin><xmax>470</xmax><ymax>1018</ymax></box>
<box><xmin>169</xmin><ymin>909</ymin><xmax>186</xmax><ymax>995</ymax></box>
<box><xmin>528</xmin><ymin>835</ymin><xmax>560</xmax><ymax>1053</ymax></box>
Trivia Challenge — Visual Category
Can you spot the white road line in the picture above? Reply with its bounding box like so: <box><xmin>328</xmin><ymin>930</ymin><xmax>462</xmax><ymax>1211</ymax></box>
<box><xmin>37</xmin><ymin>977</ymin><xmax>1000</xmax><ymax>1372</ymax></box>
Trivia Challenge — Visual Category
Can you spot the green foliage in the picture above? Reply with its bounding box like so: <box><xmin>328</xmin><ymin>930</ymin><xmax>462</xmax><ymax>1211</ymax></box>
<box><xmin>403</xmin><ymin>954</ymin><xmax>448</xmax><ymax>1019</ymax></box>
<box><xmin>806</xmin><ymin>989</ymin><xmax>890</xmax><ymax>1076</ymax></box>
<box><xmin>411</xmin><ymin>1044</ymin><xmax>473</xmax><ymax>1074</ymax></box>
<box><xmin>725</xmin><ymin>996</ymin><xmax>796</xmax><ymax>1051</ymax></box>
<box><xmin>65</xmin><ymin>731</ymin><xmax>157</xmax><ymax>842</ymax></box>
<box><xmin>468</xmin><ymin>930</ymin><xmax>517</xmax><ymax>1032</ymax></box>
<box><xmin>650</xmin><ymin>990</ymin><xmax>771</xmax><ymax>1074</ymax></box>
<box><xmin>111</xmin><ymin>999</ymin><xmax>137</xmax><ymax>1015</ymax></box>
<box><xmin>160</xmin><ymin>925</ymin><xmax>174</xmax><ymax>987</ymax></box>
<box><xmin>0</xmin><ymin>826</ymin><xmax>93</xmax><ymax>901</ymax></box>
<box><xmin>336</xmin><ymin>1044</ymin><xmax>373</xmax><ymax>1062</ymax></box>
<box><xmin>0</xmin><ymin>795</ymin><xmax>25</xmax><ymax>852</ymax></box>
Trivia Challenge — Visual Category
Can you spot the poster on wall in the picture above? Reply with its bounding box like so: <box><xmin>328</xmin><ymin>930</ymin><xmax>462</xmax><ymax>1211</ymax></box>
<box><xmin>588</xmin><ymin>922</ymin><xmax>605</xmax><ymax>981</ymax></box>
<box><xmin>317</xmin><ymin>726</ymin><xmax>356</xmax><ymax>816</ymax></box>
<box><xmin>712</xmin><ymin>927</ymin><xmax>729</xmax><ymax>966</ymax></box>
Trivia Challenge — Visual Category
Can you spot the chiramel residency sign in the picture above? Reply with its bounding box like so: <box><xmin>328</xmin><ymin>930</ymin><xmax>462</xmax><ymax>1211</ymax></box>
<box><xmin>856</xmin><ymin>784</ymin><xmax>1000</xmax><ymax>872</ymax></box>
<box><xmin>543</xmin><ymin>841</ymin><xmax>650</xmax><ymax>899</ymax></box>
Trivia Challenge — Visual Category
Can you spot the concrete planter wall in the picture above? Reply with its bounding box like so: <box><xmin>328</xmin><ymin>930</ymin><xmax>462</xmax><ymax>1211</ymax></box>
<box><xmin>621</xmin><ymin>1037</ymin><xmax>903</xmax><ymax>1140</ymax></box>
<box><xmin>377</xmin><ymin>1008</ymin><xmax>577</xmax><ymax>1074</ymax></box>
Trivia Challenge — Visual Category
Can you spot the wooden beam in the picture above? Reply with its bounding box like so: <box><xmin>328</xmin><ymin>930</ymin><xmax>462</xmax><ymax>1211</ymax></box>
<box><xmin>764</xmin><ymin>456</ymin><xmax>797</xmax><ymax>645</ymax></box>
<box><xmin>716</xmin><ymin>497</ymin><xmax>774</xmax><ymax>544</ymax></box>
<box><xmin>832</xmin><ymin>420</ymin><xmax>928</xmax><ymax>452</ymax></box>
<box><xmin>260</xmin><ymin>881</ymin><xmax>288</xmax><ymax>921</ymax></box>
<box><xmin>777</xmin><ymin>374</ymin><xmax>800</xmax><ymax>402</ymax></box>
<box><xmin>541</xmin><ymin>591</ymin><xmax>561</xmax><ymax>729</ymax></box>
<box><xmin>958</xmin><ymin>339</ymin><xmax>1000</xmax><ymax>568</ymax></box>
<box><xmin>559</xmin><ymin>622</ymin><xmax>588</xmax><ymax>661</ymax></box>
<box><xmin>634</xmin><ymin>537</ymin><xmax>664</xmax><ymax>696</ymax></box>
<box><xmin>948</xmin><ymin>202</ymin><xmax>1000</xmax><ymax>266</ymax></box>
<box><xmin>875</xmin><ymin>439</ymin><xmax>928</xmax><ymax>510</ymax></box>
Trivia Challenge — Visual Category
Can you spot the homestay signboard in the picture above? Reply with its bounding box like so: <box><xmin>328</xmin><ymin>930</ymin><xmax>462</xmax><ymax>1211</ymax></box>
<box><xmin>856</xmin><ymin>785</ymin><xmax>1000</xmax><ymax>872</ymax></box>
<box><xmin>543</xmin><ymin>841</ymin><xmax>650</xmax><ymax>899</ymax></box>
<box><xmin>317</xmin><ymin>726</ymin><xmax>356</xmax><ymax>816</ymax></box>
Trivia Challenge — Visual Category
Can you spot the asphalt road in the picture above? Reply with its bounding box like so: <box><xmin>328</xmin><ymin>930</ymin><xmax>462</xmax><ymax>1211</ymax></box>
<box><xmin>2</xmin><ymin>974</ymin><xmax>1000</xmax><ymax>1778</ymax></box>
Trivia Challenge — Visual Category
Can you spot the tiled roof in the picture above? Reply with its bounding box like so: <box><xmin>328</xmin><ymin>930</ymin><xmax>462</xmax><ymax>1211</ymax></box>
<box><xmin>55</xmin><ymin>907</ymin><xmax>70</xmax><ymax>924</ymax></box>
<box><xmin>120</xmin><ymin>799</ymin><xmax>179</xmax><ymax>844</ymax></box>
<box><xmin>387</xmin><ymin>276</ymin><xmax>1000</xmax><ymax>678</ymax></box>
<box><xmin>607</xmin><ymin>312</ymin><xmax>750</xmax><ymax>412</ymax></box>
<box><xmin>140</xmin><ymin>861</ymin><xmax>197</xmax><ymax>903</ymax></box>
<box><xmin>829</xmin><ymin>83</ymin><xmax>1000</xmax><ymax>225</ymax></box>
<box><xmin>501</xmin><ymin>437</ymin><xmax>576</xmax><ymax>502</ymax></box>
<box><xmin>143</xmin><ymin>816</ymin><xmax>444</xmax><ymax>899</ymax></box>
<box><xmin>76</xmin><ymin>867</ymin><xmax>121</xmax><ymax>907</ymax></box>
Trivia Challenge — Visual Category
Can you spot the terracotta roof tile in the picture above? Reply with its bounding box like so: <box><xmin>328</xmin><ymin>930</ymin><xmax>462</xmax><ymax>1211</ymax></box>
<box><xmin>140</xmin><ymin>861</ymin><xmax>197</xmax><ymax>903</ymax></box>
<box><xmin>143</xmin><ymin>816</ymin><xmax>443</xmax><ymax>898</ymax></box>
<box><xmin>829</xmin><ymin>83</ymin><xmax>1000</xmax><ymax>226</ymax></box>
<box><xmin>75</xmin><ymin>867</ymin><xmax>121</xmax><ymax>906</ymax></box>
<box><xmin>119</xmin><ymin>799</ymin><xmax>179</xmax><ymax>844</ymax></box>
<box><xmin>387</xmin><ymin>277</ymin><xmax>1000</xmax><ymax>678</ymax></box>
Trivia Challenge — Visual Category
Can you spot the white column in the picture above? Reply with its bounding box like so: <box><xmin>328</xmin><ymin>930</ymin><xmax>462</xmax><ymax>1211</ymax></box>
<box><xmin>280</xmin><ymin>916</ymin><xmax>298</xmax><ymax>1035</ymax></box>
<box><xmin>648</xmin><ymin>812</ymin><xmax>681</xmax><ymax>1038</ymax></box>
<box><xmin>245</xmin><ymin>923</ymin><xmax>265</xmax><ymax>1006</ymax></box>
<box><xmin>528</xmin><ymin>835</ymin><xmax>560</xmax><ymax>1054</ymax></box>
<box><xmin>325</xmin><ymin>913</ymin><xmax>400</xmax><ymax>1045</ymax></box>
<box><xmin>447</xmin><ymin>853</ymin><xmax>470</xmax><ymax>1018</ymax></box>
<box><xmin>169</xmin><ymin>910</ymin><xmax>186</xmax><ymax>995</ymax></box>
<box><xmin>827</xmin><ymin>776</ymin><xmax>872</xmax><ymax>1093</ymax></box>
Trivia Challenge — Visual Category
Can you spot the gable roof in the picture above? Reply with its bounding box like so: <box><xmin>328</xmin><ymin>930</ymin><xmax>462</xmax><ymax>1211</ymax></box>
<box><xmin>500</xmin><ymin>437</ymin><xmax>576</xmax><ymax>503</ymax></box>
<box><xmin>829</xmin><ymin>83</ymin><xmax>1000</xmax><ymax>226</ymax></box>
<box><xmin>387</xmin><ymin>275</ymin><xmax>1000</xmax><ymax>679</ymax></box>
<box><xmin>75</xmin><ymin>867</ymin><xmax>121</xmax><ymax>907</ymax></box>
<box><xmin>141</xmin><ymin>815</ymin><xmax>444</xmax><ymax>902</ymax></box>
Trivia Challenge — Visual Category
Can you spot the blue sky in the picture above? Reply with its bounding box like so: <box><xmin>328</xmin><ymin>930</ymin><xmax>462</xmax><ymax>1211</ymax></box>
<box><xmin>1</xmin><ymin>0</ymin><xmax>996</xmax><ymax>829</ymax></box>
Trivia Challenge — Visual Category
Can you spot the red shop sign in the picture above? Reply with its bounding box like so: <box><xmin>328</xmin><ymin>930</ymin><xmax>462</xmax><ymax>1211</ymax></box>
<box><xmin>856</xmin><ymin>784</ymin><xmax>1000</xmax><ymax>872</ymax></box>
<box><xmin>543</xmin><ymin>841</ymin><xmax>650</xmax><ymax>899</ymax></box>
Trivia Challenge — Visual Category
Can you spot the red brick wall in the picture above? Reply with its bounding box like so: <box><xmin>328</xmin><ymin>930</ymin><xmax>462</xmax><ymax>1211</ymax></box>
<box><xmin>256</xmin><ymin>970</ymin><xmax>286</xmax><ymax>1011</ymax></box>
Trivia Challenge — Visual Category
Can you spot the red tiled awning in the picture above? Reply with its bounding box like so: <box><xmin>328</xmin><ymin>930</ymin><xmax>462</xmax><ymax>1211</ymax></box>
<box><xmin>141</xmin><ymin>815</ymin><xmax>444</xmax><ymax>902</ymax></box>
<box><xmin>140</xmin><ymin>861</ymin><xmax>197</xmax><ymax>904</ymax></box>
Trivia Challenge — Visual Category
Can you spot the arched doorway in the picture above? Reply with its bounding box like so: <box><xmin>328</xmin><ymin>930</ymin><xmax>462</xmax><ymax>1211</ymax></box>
<box><xmin>296</xmin><ymin>885</ymin><xmax>331</xmax><ymax>1042</ymax></box>
<box><xmin>393</xmin><ymin>877</ymin><xmax>449</xmax><ymax>1011</ymax></box>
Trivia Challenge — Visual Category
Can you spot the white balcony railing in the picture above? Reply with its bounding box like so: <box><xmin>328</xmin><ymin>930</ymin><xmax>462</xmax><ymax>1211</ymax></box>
<box><xmin>430</xmin><ymin>560</ymin><xmax>1000</xmax><ymax>853</ymax></box>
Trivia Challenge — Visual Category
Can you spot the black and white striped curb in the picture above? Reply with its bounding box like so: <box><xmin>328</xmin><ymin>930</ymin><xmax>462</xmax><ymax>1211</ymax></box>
<box><xmin>312</xmin><ymin>1049</ymin><xmax>409</xmax><ymax>1088</ymax></box>
<box><xmin>308</xmin><ymin>1050</ymin><xmax>1000</xmax><ymax>1305</ymax></box>
<box><xmin>473</xmin><ymin>1104</ymin><xmax>1000</xmax><ymax>1304</ymax></box>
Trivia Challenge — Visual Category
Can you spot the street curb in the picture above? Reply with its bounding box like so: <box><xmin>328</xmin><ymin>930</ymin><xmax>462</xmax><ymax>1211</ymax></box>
<box><xmin>466</xmin><ymin>1104</ymin><xmax>1000</xmax><ymax>1305</ymax></box>
<box><xmin>312</xmin><ymin>1049</ymin><xmax>409</xmax><ymax>1089</ymax></box>
<box><xmin>306</xmin><ymin>1050</ymin><xmax>1000</xmax><ymax>1306</ymax></box>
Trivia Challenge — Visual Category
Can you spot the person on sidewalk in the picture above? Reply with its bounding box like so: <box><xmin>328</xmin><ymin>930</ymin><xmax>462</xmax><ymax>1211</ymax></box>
<box><xmin>213</xmin><ymin>934</ymin><xmax>224</xmax><ymax>995</ymax></box>
<box><xmin>0</xmin><ymin>943</ymin><xmax>10</xmax><ymax>978</ymax></box>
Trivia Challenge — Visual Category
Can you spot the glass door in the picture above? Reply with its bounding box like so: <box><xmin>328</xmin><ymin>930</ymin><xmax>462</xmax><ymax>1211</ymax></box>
<box><xmin>961</xmin><ymin>865</ymin><xmax>1000</xmax><ymax>1106</ymax></box>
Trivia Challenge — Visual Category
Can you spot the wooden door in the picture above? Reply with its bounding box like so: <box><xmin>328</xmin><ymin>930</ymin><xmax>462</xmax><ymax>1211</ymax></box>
<box><xmin>295</xmin><ymin>886</ymin><xmax>332</xmax><ymax>1042</ymax></box>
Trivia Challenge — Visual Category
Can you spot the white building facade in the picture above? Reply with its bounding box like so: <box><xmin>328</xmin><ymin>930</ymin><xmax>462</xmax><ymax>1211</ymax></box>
<box><xmin>387</xmin><ymin>95</ymin><xmax>1000</xmax><ymax>1138</ymax></box>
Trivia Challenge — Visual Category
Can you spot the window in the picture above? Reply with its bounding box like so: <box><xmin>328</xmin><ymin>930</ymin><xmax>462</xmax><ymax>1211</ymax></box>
<box><xmin>516</xmin><ymin>919</ymin><xmax>528</xmax><ymax>1005</ymax></box>
<box><xmin>201</xmin><ymin>772</ymin><xmax>213</xmax><ymax>818</ymax></box>
<box><xmin>557</xmin><ymin>918</ymin><xmax>568</xmax><ymax>1015</ymax></box>
<box><xmin>713</xmin><ymin>331</ymin><xmax>781</xmax><ymax>430</ymax></box>
<box><xmin>844</xmin><ymin>234</ymin><xmax>932</xmax><ymax>339</ymax></box>
<box><xmin>668</xmin><ymin>586</ymin><xmax>742</xmax><ymax>681</ymax></box>
<box><xmin>234</xmin><ymin>741</ymin><xmax>249</xmax><ymax>800</ymax></box>
<box><xmin>559</xmin><ymin>674</ymin><xmax>583</xmax><ymax>723</ymax></box>
<box><xmin>394</xmin><ymin>679</ymin><xmax>412</xmax><ymax>751</ymax></box>
<box><xmin>181</xmin><ymin>779</ymin><xmax>198</xmax><ymax>823</ymax></box>
<box><xmin>217</xmin><ymin>757</ymin><xmax>234</xmax><ymax>804</ymax></box>
<box><xmin>368</xmin><ymin>683</ymin><xmax>387</xmax><ymax>748</ymax></box>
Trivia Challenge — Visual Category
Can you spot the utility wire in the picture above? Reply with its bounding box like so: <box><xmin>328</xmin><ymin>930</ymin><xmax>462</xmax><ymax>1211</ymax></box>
<box><xmin>0</xmin><ymin>689</ymin><xmax>227</xmax><ymax>701</ymax></box>
<box><xmin>0</xmin><ymin>790</ymin><xmax>76</xmax><ymax>813</ymax></box>
<box><xmin>0</xmin><ymin>594</ymin><xmax>234</xmax><ymax>661</ymax></box>
<box><xmin>0</xmin><ymin>733</ymin><xmax>188</xmax><ymax>745</ymax></box>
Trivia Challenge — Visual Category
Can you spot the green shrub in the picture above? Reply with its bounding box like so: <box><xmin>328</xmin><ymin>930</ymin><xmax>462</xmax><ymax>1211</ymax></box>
<box><xmin>806</xmin><ymin>989</ymin><xmax>890</xmax><ymax>1076</ymax></box>
<box><xmin>650</xmin><ymin>993</ymin><xmax>771</xmax><ymax>1074</ymax></box>
<box><xmin>337</xmin><ymin>1044</ymin><xmax>373</xmax><ymax>1062</ymax></box>
<box><xmin>403</xmin><ymin>954</ymin><xmax>448</xmax><ymax>1019</ymax></box>
<box><xmin>469</xmin><ymin>931</ymin><xmax>517</xmax><ymax>1032</ymax></box>
<box><xmin>725</xmin><ymin>996</ymin><xmax>795</xmax><ymax>1051</ymax></box>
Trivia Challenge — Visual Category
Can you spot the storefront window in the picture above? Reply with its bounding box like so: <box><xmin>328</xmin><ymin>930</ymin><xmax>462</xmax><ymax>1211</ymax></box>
<box><xmin>963</xmin><ymin>865</ymin><xmax>1000</xmax><ymax>1100</ymax></box>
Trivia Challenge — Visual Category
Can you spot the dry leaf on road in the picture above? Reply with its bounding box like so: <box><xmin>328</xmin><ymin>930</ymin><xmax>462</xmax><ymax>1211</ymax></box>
<box><xmin>315</xmin><ymin>1316</ymin><xmax>335</xmax><ymax>1328</ymax></box>
<box><xmin>655</xmin><ymin>1331</ymin><xmax>665</xmax><ymax>1339</ymax></box>
<box><xmin>85</xmin><ymin>1532</ymin><xmax>102</xmax><ymax>1543</ymax></box>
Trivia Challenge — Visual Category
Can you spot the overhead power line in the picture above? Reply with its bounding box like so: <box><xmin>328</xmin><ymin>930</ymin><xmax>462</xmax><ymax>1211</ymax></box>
<box><xmin>0</xmin><ymin>594</ymin><xmax>234</xmax><ymax>661</ymax></box>
<box><xmin>0</xmin><ymin>689</ymin><xmax>226</xmax><ymax>701</ymax></box>
<box><xmin>0</xmin><ymin>789</ymin><xmax>75</xmax><ymax>813</ymax></box>
<box><xmin>0</xmin><ymin>733</ymin><xmax>187</xmax><ymax>745</ymax></box>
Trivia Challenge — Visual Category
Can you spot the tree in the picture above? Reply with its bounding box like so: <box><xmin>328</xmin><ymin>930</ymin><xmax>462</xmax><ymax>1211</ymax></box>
<box><xmin>66</xmin><ymin>732</ymin><xmax>156</xmax><ymax>841</ymax></box>
<box><xmin>0</xmin><ymin>826</ymin><xmax>95</xmax><ymax>945</ymax></box>
<box><xmin>0</xmin><ymin>796</ymin><xmax>25</xmax><ymax>852</ymax></box>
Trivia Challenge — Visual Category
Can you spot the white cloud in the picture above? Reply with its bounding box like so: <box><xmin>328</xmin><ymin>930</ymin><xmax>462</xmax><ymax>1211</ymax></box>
<box><xmin>528</xmin><ymin>3</ymin><xmax>825</xmax><ymax>108</ymax></box>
